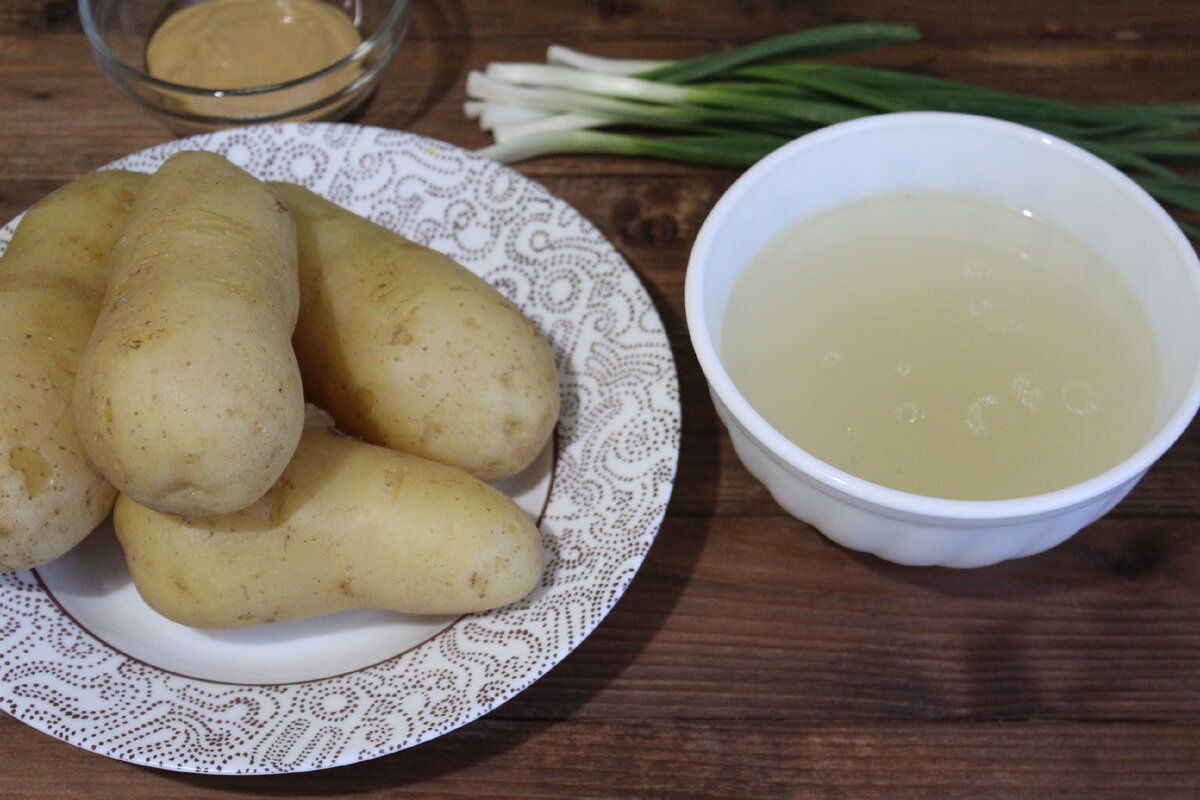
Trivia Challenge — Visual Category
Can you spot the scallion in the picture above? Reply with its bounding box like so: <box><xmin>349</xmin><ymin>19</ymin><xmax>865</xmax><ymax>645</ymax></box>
<box><xmin>465</xmin><ymin>23</ymin><xmax>1200</xmax><ymax>238</ymax></box>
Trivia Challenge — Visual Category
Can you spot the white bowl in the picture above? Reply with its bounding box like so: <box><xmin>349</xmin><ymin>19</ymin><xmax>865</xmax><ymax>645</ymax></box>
<box><xmin>685</xmin><ymin>112</ymin><xmax>1200</xmax><ymax>568</ymax></box>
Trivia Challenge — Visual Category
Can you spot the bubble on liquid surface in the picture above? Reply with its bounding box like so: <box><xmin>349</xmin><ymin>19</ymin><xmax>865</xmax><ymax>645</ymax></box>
<box><xmin>961</xmin><ymin>258</ymin><xmax>994</xmax><ymax>280</ymax></box>
<box><xmin>968</xmin><ymin>297</ymin><xmax>1023</xmax><ymax>336</ymax></box>
<box><xmin>897</xmin><ymin>400</ymin><xmax>921</xmax><ymax>424</ymax></box>
<box><xmin>821</xmin><ymin>350</ymin><xmax>843</xmax><ymax>367</ymax></box>
<box><xmin>1062</xmin><ymin>381</ymin><xmax>1099</xmax><ymax>416</ymax></box>
<box><xmin>1012</xmin><ymin>374</ymin><xmax>1042</xmax><ymax>411</ymax></box>
<box><xmin>966</xmin><ymin>395</ymin><xmax>1000</xmax><ymax>435</ymax></box>
<box><xmin>893</xmin><ymin>400</ymin><xmax>922</xmax><ymax>424</ymax></box>
<box><xmin>894</xmin><ymin>361</ymin><xmax>913</xmax><ymax>378</ymax></box>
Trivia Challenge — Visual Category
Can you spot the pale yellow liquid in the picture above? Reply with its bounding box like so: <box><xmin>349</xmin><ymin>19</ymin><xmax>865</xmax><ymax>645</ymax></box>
<box><xmin>721</xmin><ymin>191</ymin><xmax>1160</xmax><ymax>500</ymax></box>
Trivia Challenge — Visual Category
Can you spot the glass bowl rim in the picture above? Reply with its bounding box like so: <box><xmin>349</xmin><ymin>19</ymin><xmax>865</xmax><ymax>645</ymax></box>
<box><xmin>78</xmin><ymin>0</ymin><xmax>411</xmax><ymax>97</ymax></box>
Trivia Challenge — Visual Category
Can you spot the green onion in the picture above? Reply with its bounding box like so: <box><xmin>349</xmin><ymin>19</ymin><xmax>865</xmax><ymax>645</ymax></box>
<box><xmin>546</xmin><ymin>45</ymin><xmax>669</xmax><ymax>76</ymax></box>
<box><xmin>467</xmin><ymin>71</ymin><xmax>797</xmax><ymax>134</ymax></box>
<box><xmin>478</xmin><ymin>130</ymin><xmax>791</xmax><ymax>168</ymax></box>
<box><xmin>478</xmin><ymin>64</ymin><xmax>868</xmax><ymax>127</ymax></box>
<box><xmin>636</xmin><ymin>22</ymin><xmax>922</xmax><ymax>84</ymax></box>
<box><xmin>465</xmin><ymin>23</ymin><xmax>1200</xmax><ymax>239</ymax></box>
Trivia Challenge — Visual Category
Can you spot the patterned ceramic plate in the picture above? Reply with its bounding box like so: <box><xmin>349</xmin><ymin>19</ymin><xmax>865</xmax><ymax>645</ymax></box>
<box><xmin>0</xmin><ymin>123</ymin><xmax>680</xmax><ymax>774</ymax></box>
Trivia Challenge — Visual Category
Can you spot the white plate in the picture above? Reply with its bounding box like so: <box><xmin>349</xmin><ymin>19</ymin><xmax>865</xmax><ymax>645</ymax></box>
<box><xmin>0</xmin><ymin>123</ymin><xmax>680</xmax><ymax>774</ymax></box>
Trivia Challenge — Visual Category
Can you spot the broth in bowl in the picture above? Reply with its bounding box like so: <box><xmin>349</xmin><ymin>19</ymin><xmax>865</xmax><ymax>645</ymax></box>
<box><xmin>721</xmin><ymin>189</ymin><xmax>1159</xmax><ymax>500</ymax></box>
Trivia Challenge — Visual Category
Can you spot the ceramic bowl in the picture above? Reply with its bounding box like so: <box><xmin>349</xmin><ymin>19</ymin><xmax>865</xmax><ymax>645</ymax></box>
<box><xmin>685</xmin><ymin>112</ymin><xmax>1200</xmax><ymax>568</ymax></box>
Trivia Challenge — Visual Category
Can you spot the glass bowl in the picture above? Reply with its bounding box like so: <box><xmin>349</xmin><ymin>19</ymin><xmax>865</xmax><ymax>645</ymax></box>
<box><xmin>79</xmin><ymin>0</ymin><xmax>409</xmax><ymax>133</ymax></box>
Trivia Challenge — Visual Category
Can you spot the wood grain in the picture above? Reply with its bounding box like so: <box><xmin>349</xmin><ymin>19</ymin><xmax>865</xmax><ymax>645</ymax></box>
<box><xmin>1</xmin><ymin>0</ymin><xmax>1199</xmax><ymax>796</ymax></box>
<box><xmin>1</xmin><ymin>715</ymin><xmax>1197</xmax><ymax>798</ymax></box>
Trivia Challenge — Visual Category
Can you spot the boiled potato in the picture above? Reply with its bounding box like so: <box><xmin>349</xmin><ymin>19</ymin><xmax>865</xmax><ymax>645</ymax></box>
<box><xmin>0</xmin><ymin>169</ymin><xmax>146</xmax><ymax>571</ymax></box>
<box><xmin>114</xmin><ymin>406</ymin><xmax>544</xmax><ymax>627</ymax></box>
<box><xmin>74</xmin><ymin>152</ymin><xmax>305</xmax><ymax>517</ymax></box>
<box><xmin>271</xmin><ymin>182</ymin><xmax>560</xmax><ymax>482</ymax></box>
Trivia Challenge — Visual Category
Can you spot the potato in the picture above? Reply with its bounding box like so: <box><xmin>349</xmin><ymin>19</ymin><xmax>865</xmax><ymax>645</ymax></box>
<box><xmin>74</xmin><ymin>152</ymin><xmax>305</xmax><ymax>517</ymax></box>
<box><xmin>113</xmin><ymin>406</ymin><xmax>544</xmax><ymax>627</ymax></box>
<box><xmin>271</xmin><ymin>182</ymin><xmax>560</xmax><ymax>482</ymax></box>
<box><xmin>0</xmin><ymin>169</ymin><xmax>146</xmax><ymax>571</ymax></box>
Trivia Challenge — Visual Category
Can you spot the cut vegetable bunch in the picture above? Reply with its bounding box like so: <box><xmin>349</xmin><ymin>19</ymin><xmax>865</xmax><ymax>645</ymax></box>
<box><xmin>464</xmin><ymin>22</ymin><xmax>1200</xmax><ymax>239</ymax></box>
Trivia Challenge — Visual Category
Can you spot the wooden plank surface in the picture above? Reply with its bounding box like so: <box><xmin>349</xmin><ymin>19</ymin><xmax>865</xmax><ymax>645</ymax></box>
<box><xmin>2</xmin><ymin>717</ymin><xmax>1198</xmax><ymax>799</ymax></box>
<box><xmin>2</xmin><ymin>0</ymin><xmax>1200</xmax><ymax>796</ymax></box>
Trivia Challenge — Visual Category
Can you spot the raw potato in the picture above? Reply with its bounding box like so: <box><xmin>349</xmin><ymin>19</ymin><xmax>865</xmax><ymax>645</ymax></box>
<box><xmin>114</xmin><ymin>406</ymin><xmax>544</xmax><ymax>627</ymax></box>
<box><xmin>74</xmin><ymin>152</ymin><xmax>305</xmax><ymax>517</ymax></box>
<box><xmin>0</xmin><ymin>169</ymin><xmax>146</xmax><ymax>571</ymax></box>
<box><xmin>271</xmin><ymin>182</ymin><xmax>560</xmax><ymax>482</ymax></box>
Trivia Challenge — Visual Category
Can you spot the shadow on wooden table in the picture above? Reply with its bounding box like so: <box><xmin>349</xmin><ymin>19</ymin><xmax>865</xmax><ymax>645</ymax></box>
<box><xmin>387</xmin><ymin>0</ymin><xmax>471</xmax><ymax>130</ymax></box>
<box><xmin>846</xmin><ymin>513</ymin><xmax>1179</xmax><ymax>601</ymax></box>
<box><xmin>326</xmin><ymin>0</ymin><xmax>471</xmax><ymax>133</ymax></box>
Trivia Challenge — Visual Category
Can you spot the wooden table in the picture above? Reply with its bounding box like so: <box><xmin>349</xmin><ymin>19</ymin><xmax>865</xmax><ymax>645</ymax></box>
<box><xmin>2</xmin><ymin>1</ymin><xmax>1200</xmax><ymax>796</ymax></box>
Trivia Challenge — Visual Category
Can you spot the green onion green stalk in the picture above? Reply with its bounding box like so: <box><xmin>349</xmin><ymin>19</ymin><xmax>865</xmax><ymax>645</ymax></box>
<box><xmin>464</xmin><ymin>22</ymin><xmax>1200</xmax><ymax>240</ymax></box>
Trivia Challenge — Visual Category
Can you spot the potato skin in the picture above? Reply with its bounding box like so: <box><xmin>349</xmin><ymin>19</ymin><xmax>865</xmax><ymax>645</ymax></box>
<box><xmin>271</xmin><ymin>182</ymin><xmax>560</xmax><ymax>482</ymax></box>
<box><xmin>0</xmin><ymin>169</ymin><xmax>146</xmax><ymax>571</ymax></box>
<box><xmin>114</xmin><ymin>407</ymin><xmax>544</xmax><ymax>628</ymax></box>
<box><xmin>74</xmin><ymin>152</ymin><xmax>305</xmax><ymax>517</ymax></box>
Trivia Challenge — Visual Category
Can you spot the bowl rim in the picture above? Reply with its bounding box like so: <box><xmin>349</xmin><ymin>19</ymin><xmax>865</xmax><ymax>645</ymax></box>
<box><xmin>685</xmin><ymin>110</ymin><xmax>1200</xmax><ymax>523</ymax></box>
<box><xmin>78</xmin><ymin>0</ymin><xmax>410</xmax><ymax>97</ymax></box>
